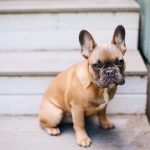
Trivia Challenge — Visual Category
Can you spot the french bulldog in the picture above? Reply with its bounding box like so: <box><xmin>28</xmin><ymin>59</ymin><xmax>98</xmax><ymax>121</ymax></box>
<box><xmin>39</xmin><ymin>25</ymin><xmax>126</xmax><ymax>147</ymax></box>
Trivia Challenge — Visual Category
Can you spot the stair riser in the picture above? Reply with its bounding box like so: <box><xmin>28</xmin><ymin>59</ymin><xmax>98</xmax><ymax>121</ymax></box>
<box><xmin>0</xmin><ymin>76</ymin><xmax>147</xmax><ymax>94</ymax></box>
<box><xmin>0</xmin><ymin>13</ymin><xmax>139</xmax><ymax>30</ymax></box>
<box><xmin>0</xmin><ymin>12</ymin><xmax>139</xmax><ymax>51</ymax></box>
<box><xmin>0</xmin><ymin>30</ymin><xmax>138</xmax><ymax>51</ymax></box>
<box><xmin>0</xmin><ymin>94</ymin><xmax>146</xmax><ymax>115</ymax></box>
<box><xmin>0</xmin><ymin>50</ymin><xmax>147</xmax><ymax>76</ymax></box>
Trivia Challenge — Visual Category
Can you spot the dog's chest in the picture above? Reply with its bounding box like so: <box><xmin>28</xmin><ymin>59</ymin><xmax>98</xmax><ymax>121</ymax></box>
<box><xmin>84</xmin><ymin>88</ymin><xmax>110</xmax><ymax>115</ymax></box>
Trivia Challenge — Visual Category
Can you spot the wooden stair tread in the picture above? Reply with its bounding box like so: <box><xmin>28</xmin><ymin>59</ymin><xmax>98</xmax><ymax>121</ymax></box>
<box><xmin>0</xmin><ymin>49</ymin><xmax>147</xmax><ymax>76</ymax></box>
<box><xmin>0</xmin><ymin>0</ymin><xmax>139</xmax><ymax>13</ymax></box>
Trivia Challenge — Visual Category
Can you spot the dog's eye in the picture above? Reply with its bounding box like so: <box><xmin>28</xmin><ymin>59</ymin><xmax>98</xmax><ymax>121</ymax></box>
<box><xmin>115</xmin><ymin>58</ymin><xmax>124</xmax><ymax>66</ymax></box>
<box><xmin>92</xmin><ymin>61</ymin><xmax>103</xmax><ymax>70</ymax></box>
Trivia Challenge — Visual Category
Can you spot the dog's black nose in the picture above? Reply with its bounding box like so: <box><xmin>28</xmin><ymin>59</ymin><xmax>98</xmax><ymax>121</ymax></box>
<box><xmin>105</xmin><ymin>69</ymin><xmax>115</xmax><ymax>78</ymax></box>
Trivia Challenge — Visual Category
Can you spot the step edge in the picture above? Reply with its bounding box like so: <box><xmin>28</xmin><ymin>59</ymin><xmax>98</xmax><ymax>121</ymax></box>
<box><xmin>0</xmin><ymin>7</ymin><xmax>140</xmax><ymax>14</ymax></box>
<box><xmin>0</xmin><ymin>71</ymin><xmax>147</xmax><ymax>77</ymax></box>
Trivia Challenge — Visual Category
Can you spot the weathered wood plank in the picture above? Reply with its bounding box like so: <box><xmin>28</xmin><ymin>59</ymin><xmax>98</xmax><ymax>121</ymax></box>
<box><xmin>0</xmin><ymin>76</ymin><xmax>147</xmax><ymax>94</ymax></box>
<box><xmin>0</xmin><ymin>50</ymin><xmax>147</xmax><ymax>76</ymax></box>
<box><xmin>107</xmin><ymin>94</ymin><xmax>146</xmax><ymax>114</ymax></box>
<box><xmin>0</xmin><ymin>95</ymin><xmax>42</xmax><ymax>115</ymax></box>
<box><xmin>0</xmin><ymin>30</ymin><xmax>138</xmax><ymax>51</ymax></box>
<box><xmin>0</xmin><ymin>0</ymin><xmax>139</xmax><ymax>13</ymax></box>
<box><xmin>0</xmin><ymin>13</ymin><xmax>139</xmax><ymax>31</ymax></box>
<box><xmin>0</xmin><ymin>94</ymin><xmax>146</xmax><ymax>115</ymax></box>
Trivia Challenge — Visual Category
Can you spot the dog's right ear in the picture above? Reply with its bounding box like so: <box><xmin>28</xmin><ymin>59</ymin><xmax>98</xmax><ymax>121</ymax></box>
<box><xmin>79</xmin><ymin>30</ymin><xmax>97</xmax><ymax>59</ymax></box>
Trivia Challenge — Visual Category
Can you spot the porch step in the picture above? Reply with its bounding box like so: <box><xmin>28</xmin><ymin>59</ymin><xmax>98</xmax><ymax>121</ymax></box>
<box><xmin>0</xmin><ymin>0</ymin><xmax>139</xmax><ymax>51</ymax></box>
<box><xmin>0</xmin><ymin>50</ymin><xmax>147</xmax><ymax>76</ymax></box>
<box><xmin>0</xmin><ymin>50</ymin><xmax>147</xmax><ymax>115</ymax></box>
<box><xmin>0</xmin><ymin>115</ymin><xmax>149</xmax><ymax>150</ymax></box>
<box><xmin>0</xmin><ymin>0</ymin><xmax>139</xmax><ymax>13</ymax></box>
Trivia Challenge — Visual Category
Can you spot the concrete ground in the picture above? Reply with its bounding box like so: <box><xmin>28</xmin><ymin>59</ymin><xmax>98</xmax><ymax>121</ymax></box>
<box><xmin>0</xmin><ymin>115</ymin><xmax>150</xmax><ymax>150</ymax></box>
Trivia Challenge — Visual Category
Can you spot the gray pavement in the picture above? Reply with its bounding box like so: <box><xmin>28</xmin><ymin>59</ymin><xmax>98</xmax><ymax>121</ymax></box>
<box><xmin>0</xmin><ymin>115</ymin><xmax>149</xmax><ymax>150</ymax></box>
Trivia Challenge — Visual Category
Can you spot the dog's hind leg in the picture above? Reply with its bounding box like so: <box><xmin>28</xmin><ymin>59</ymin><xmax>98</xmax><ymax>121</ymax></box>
<box><xmin>39</xmin><ymin>99</ymin><xmax>63</xmax><ymax>135</ymax></box>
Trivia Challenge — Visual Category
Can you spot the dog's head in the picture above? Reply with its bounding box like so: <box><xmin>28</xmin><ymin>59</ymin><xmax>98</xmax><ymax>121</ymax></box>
<box><xmin>79</xmin><ymin>25</ymin><xmax>126</xmax><ymax>88</ymax></box>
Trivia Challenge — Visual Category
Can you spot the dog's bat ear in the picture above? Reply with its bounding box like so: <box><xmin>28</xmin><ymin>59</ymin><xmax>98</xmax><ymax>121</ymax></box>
<box><xmin>111</xmin><ymin>25</ymin><xmax>126</xmax><ymax>55</ymax></box>
<box><xmin>79</xmin><ymin>30</ymin><xmax>97</xmax><ymax>59</ymax></box>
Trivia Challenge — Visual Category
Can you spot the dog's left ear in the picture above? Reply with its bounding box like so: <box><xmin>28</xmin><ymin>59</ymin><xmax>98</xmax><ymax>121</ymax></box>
<box><xmin>79</xmin><ymin>30</ymin><xmax>97</xmax><ymax>59</ymax></box>
<box><xmin>111</xmin><ymin>25</ymin><xmax>126</xmax><ymax>55</ymax></box>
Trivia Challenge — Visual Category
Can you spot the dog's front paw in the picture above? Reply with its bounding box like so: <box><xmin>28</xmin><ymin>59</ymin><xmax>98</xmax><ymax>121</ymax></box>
<box><xmin>76</xmin><ymin>133</ymin><xmax>91</xmax><ymax>147</ymax></box>
<box><xmin>100</xmin><ymin>119</ymin><xmax>115</xmax><ymax>129</ymax></box>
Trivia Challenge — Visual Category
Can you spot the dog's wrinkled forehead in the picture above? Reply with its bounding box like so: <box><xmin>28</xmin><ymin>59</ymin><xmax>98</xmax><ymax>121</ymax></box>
<box><xmin>89</xmin><ymin>44</ymin><xmax>123</xmax><ymax>64</ymax></box>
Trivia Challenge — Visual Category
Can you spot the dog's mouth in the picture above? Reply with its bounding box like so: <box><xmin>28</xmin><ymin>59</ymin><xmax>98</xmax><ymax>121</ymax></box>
<box><xmin>96</xmin><ymin>76</ymin><xmax>125</xmax><ymax>88</ymax></box>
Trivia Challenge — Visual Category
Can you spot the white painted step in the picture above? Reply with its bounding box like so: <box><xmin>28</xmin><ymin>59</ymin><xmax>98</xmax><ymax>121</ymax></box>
<box><xmin>0</xmin><ymin>76</ymin><xmax>147</xmax><ymax>95</ymax></box>
<box><xmin>0</xmin><ymin>94</ymin><xmax>146</xmax><ymax>115</ymax></box>
<box><xmin>0</xmin><ymin>0</ymin><xmax>139</xmax><ymax>51</ymax></box>
<box><xmin>0</xmin><ymin>50</ymin><xmax>147</xmax><ymax>115</ymax></box>
<box><xmin>0</xmin><ymin>50</ymin><xmax>147</xmax><ymax>76</ymax></box>
<box><xmin>0</xmin><ymin>0</ymin><xmax>139</xmax><ymax>13</ymax></box>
